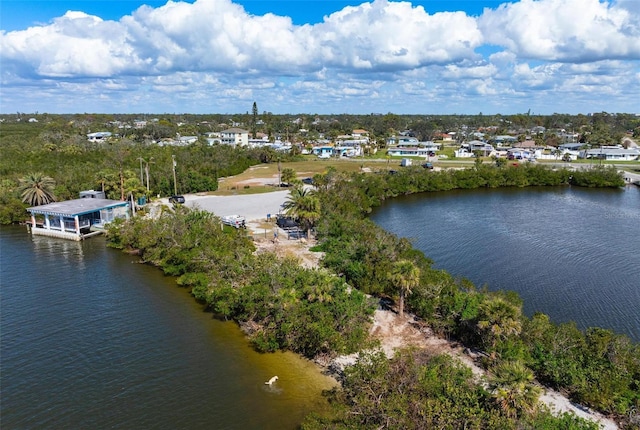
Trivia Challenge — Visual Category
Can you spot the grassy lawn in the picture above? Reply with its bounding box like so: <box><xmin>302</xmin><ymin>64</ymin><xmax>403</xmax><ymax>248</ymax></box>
<box><xmin>212</xmin><ymin>157</ymin><xmax>396</xmax><ymax>195</ymax></box>
<box><xmin>209</xmin><ymin>155</ymin><xmax>640</xmax><ymax>196</ymax></box>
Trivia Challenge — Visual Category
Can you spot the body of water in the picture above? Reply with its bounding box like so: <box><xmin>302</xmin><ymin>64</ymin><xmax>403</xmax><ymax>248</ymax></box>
<box><xmin>0</xmin><ymin>226</ymin><xmax>335</xmax><ymax>429</ymax></box>
<box><xmin>371</xmin><ymin>186</ymin><xmax>640</xmax><ymax>341</ymax></box>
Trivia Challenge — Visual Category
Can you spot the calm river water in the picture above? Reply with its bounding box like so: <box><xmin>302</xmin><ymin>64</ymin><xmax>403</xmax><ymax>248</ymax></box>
<box><xmin>0</xmin><ymin>227</ymin><xmax>335</xmax><ymax>429</ymax></box>
<box><xmin>372</xmin><ymin>186</ymin><xmax>640</xmax><ymax>342</ymax></box>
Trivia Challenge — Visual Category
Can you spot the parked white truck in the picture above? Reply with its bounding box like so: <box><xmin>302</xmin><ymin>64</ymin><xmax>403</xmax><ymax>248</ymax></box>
<box><xmin>221</xmin><ymin>215</ymin><xmax>246</xmax><ymax>228</ymax></box>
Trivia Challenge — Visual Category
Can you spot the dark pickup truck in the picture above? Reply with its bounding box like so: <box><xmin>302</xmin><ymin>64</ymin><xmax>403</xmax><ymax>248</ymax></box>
<box><xmin>276</xmin><ymin>215</ymin><xmax>298</xmax><ymax>229</ymax></box>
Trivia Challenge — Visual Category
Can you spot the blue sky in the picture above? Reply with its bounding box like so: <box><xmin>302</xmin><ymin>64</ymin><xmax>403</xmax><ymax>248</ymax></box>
<box><xmin>1</xmin><ymin>0</ymin><xmax>639</xmax><ymax>115</ymax></box>
<box><xmin>1</xmin><ymin>1</ymin><xmax>505</xmax><ymax>28</ymax></box>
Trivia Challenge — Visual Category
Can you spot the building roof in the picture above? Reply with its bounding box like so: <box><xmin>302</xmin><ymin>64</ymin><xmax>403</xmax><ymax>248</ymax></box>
<box><xmin>87</xmin><ymin>131</ymin><xmax>112</xmax><ymax>138</ymax></box>
<box><xmin>585</xmin><ymin>148</ymin><xmax>640</xmax><ymax>156</ymax></box>
<box><xmin>221</xmin><ymin>128</ymin><xmax>249</xmax><ymax>134</ymax></box>
<box><xmin>27</xmin><ymin>198</ymin><xmax>128</xmax><ymax>217</ymax></box>
<box><xmin>560</xmin><ymin>143</ymin><xmax>583</xmax><ymax>150</ymax></box>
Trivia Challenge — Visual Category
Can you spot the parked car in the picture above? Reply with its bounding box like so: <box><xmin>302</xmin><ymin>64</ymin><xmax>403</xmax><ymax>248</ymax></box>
<box><xmin>422</xmin><ymin>162</ymin><xmax>434</xmax><ymax>169</ymax></box>
<box><xmin>169</xmin><ymin>195</ymin><xmax>185</xmax><ymax>204</ymax></box>
<box><xmin>222</xmin><ymin>215</ymin><xmax>246</xmax><ymax>228</ymax></box>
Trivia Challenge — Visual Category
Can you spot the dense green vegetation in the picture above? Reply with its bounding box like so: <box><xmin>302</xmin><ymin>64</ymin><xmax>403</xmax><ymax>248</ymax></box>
<box><xmin>106</xmin><ymin>208</ymin><xmax>375</xmax><ymax>359</ymax></box>
<box><xmin>311</xmin><ymin>165</ymin><xmax>638</xmax><ymax>427</ymax></box>
<box><xmin>303</xmin><ymin>350</ymin><xmax>601</xmax><ymax>429</ymax></box>
<box><xmin>8</xmin><ymin>110</ymin><xmax>639</xmax><ymax>145</ymax></box>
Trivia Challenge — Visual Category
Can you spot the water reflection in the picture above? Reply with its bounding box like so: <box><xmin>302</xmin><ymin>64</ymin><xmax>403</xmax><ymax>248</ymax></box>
<box><xmin>30</xmin><ymin>234</ymin><xmax>85</xmax><ymax>266</ymax></box>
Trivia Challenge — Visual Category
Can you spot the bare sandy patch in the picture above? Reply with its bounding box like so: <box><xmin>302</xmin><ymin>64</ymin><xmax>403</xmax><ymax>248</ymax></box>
<box><xmin>250</xmin><ymin>227</ymin><xmax>323</xmax><ymax>270</ymax></box>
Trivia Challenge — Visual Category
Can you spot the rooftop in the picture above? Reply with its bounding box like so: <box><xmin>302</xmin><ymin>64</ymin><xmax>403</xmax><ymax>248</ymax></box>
<box><xmin>27</xmin><ymin>198</ymin><xmax>128</xmax><ymax>216</ymax></box>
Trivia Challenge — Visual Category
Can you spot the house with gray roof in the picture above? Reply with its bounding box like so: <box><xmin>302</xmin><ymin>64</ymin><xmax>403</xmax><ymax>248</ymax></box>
<box><xmin>580</xmin><ymin>148</ymin><xmax>640</xmax><ymax>161</ymax></box>
<box><xmin>27</xmin><ymin>193</ymin><xmax>129</xmax><ymax>241</ymax></box>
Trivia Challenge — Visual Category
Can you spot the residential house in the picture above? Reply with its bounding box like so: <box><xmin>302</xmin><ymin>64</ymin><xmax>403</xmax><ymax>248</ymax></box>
<box><xmin>456</xmin><ymin>140</ymin><xmax>495</xmax><ymax>157</ymax></box>
<box><xmin>220</xmin><ymin>128</ymin><xmax>249</xmax><ymax>147</ymax></box>
<box><xmin>247</xmin><ymin>136</ymin><xmax>272</xmax><ymax>148</ymax></box>
<box><xmin>492</xmin><ymin>135</ymin><xmax>518</xmax><ymax>146</ymax></box>
<box><xmin>27</xmin><ymin>193</ymin><xmax>129</xmax><ymax>241</ymax></box>
<box><xmin>312</xmin><ymin>146</ymin><xmax>335</xmax><ymax>158</ymax></box>
<box><xmin>87</xmin><ymin>131</ymin><xmax>112</xmax><ymax>142</ymax></box>
<box><xmin>205</xmin><ymin>132</ymin><xmax>221</xmax><ymax>145</ymax></box>
<box><xmin>580</xmin><ymin>147</ymin><xmax>640</xmax><ymax>161</ymax></box>
<box><xmin>177</xmin><ymin>135</ymin><xmax>198</xmax><ymax>145</ymax></box>
<box><xmin>387</xmin><ymin>136</ymin><xmax>418</xmax><ymax>146</ymax></box>
<box><xmin>436</xmin><ymin>133</ymin><xmax>454</xmax><ymax>142</ymax></box>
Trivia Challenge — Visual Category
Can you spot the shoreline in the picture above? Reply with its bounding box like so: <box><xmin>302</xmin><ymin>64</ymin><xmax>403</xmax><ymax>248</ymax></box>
<box><xmin>147</xmin><ymin>181</ymin><xmax>624</xmax><ymax>429</ymax></box>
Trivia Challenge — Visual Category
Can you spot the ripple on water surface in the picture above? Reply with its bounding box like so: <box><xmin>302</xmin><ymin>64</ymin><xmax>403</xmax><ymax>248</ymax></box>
<box><xmin>0</xmin><ymin>227</ymin><xmax>336</xmax><ymax>429</ymax></box>
<box><xmin>372</xmin><ymin>187</ymin><xmax>640</xmax><ymax>341</ymax></box>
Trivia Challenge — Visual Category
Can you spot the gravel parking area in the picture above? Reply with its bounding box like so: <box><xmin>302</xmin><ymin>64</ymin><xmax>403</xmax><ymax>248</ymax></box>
<box><xmin>184</xmin><ymin>190</ymin><xmax>291</xmax><ymax>222</ymax></box>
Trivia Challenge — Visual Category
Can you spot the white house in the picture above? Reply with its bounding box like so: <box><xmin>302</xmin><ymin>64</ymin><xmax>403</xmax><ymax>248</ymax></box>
<box><xmin>220</xmin><ymin>128</ymin><xmax>249</xmax><ymax>147</ymax></box>
<box><xmin>177</xmin><ymin>135</ymin><xmax>198</xmax><ymax>145</ymax></box>
<box><xmin>387</xmin><ymin>136</ymin><xmax>418</xmax><ymax>146</ymax></box>
<box><xmin>580</xmin><ymin>148</ymin><xmax>640</xmax><ymax>161</ymax></box>
<box><xmin>247</xmin><ymin>137</ymin><xmax>272</xmax><ymax>148</ymax></box>
<box><xmin>334</xmin><ymin>146</ymin><xmax>362</xmax><ymax>157</ymax></box>
<box><xmin>87</xmin><ymin>132</ymin><xmax>112</xmax><ymax>142</ymax></box>
<box><xmin>336</xmin><ymin>135</ymin><xmax>369</xmax><ymax>147</ymax></box>
<box><xmin>456</xmin><ymin>141</ymin><xmax>495</xmax><ymax>157</ymax></box>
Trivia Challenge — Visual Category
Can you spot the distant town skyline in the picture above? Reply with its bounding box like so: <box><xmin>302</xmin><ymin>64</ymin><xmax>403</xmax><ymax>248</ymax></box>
<box><xmin>1</xmin><ymin>0</ymin><xmax>639</xmax><ymax>115</ymax></box>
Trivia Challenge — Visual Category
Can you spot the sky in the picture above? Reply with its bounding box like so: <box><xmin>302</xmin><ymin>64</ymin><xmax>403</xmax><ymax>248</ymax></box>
<box><xmin>1</xmin><ymin>0</ymin><xmax>639</xmax><ymax>115</ymax></box>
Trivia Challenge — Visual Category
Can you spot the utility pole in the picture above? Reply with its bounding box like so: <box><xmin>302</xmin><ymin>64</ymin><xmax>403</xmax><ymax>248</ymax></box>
<box><xmin>277</xmin><ymin>157</ymin><xmax>281</xmax><ymax>186</ymax></box>
<box><xmin>144</xmin><ymin>157</ymin><xmax>154</xmax><ymax>192</ymax></box>
<box><xmin>172</xmin><ymin>155</ymin><xmax>177</xmax><ymax>195</ymax></box>
<box><xmin>138</xmin><ymin>157</ymin><xmax>144</xmax><ymax>185</ymax></box>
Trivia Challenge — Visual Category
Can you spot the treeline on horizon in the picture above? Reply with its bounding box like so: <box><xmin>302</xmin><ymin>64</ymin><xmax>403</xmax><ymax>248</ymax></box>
<box><xmin>105</xmin><ymin>164</ymin><xmax>637</xmax><ymax>429</ymax></box>
<box><xmin>2</xmin><ymin>110</ymin><xmax>639</xmax><ymax>145</ymax></box>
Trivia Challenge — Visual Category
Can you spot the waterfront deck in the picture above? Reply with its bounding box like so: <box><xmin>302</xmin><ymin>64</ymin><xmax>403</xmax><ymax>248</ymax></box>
<box><xmin>27</xmin><ymin>198</ymin><xmax>129</xmax><ymax>241</ymax></box>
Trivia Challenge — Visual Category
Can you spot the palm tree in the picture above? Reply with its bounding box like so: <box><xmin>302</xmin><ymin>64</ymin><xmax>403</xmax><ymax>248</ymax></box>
<box><xmin>282</xmin><ymin>186</ymin><xmax>320</xmax><ymax>239</ymax></box>
<box><xmin>477</xmin><ymin>298</ymin><xmax>523</xmax><ymax>352</ymax></box>
<box><xmin>19</xmin><ymin>173</ymin><xmax>56</xmax><ymax>206</ymax></box>
<box><xmin>489</xmin><ymin>360</ymin><xmax>541</xmax><ymax>418</ymax></box>
<box><xmin>389</xmin><ymin>259</ymin><xmax>420</xmax><ymax>317</ymax></box>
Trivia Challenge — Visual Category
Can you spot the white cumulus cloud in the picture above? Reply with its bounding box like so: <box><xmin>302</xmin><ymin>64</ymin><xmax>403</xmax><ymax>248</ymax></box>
<box><xmin>0</xmin><ymin>0</ymin><xmax>638</xmax><ymax>114</ymax></box>
<box><xmin>478</xmin><ymin>0</ymin><xmax>640</xmax><ymax>62</ymax></box>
